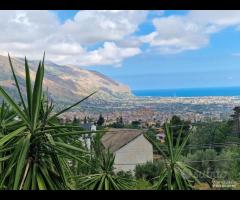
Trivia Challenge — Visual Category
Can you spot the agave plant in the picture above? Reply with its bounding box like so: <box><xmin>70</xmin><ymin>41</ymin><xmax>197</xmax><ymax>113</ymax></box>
<box><xmin>146</xmin><ymin>123</ymin><xmax>210</xmax><ymax>190</ymax></box>
<box><xmin>0</xmin><ymin>54</ymin><xmax>96</xmax><ymax>190</ymax></box>
<box><xmin>75</xmin><ymin>149</ymin><xmax>134</xmax><ymax>190</ymax></box>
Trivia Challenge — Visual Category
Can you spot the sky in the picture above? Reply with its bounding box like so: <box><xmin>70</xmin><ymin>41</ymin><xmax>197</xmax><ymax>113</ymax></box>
<box><xmin>2</xmin><ymin>10</ymin><xmax>240</xmax><ymax>90</ymax></box>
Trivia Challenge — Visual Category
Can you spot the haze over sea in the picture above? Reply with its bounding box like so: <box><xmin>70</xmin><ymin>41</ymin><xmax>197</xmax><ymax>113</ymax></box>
<box><xmin>132</xmin><ymin>87</ymin><xmax>240</xmax><ymax>97</ymax></box>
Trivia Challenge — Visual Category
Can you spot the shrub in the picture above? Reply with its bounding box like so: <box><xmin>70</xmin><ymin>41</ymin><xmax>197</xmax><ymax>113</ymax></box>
<box><xmin>134</xmin><ymin>179</ymin><xmax>152</xmax><ymax>190</ymax></box>
<box><xmin>116</xmin><ymin>170</ymin><xmax>133</xmax><ymax>179</ymax></box>
<box><xmin>134</xmin><ymin>160</ymin><xmax>165</xmax><ymax>184</ymax></box>
<box><xmin>184</xmin><ymin>149</ymin><xmax>217</xmax><ymax>187</ymax></box>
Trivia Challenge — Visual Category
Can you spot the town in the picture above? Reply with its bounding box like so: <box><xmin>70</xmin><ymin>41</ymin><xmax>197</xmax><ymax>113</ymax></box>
<box><xmin>59</xmin><ymin>96</ymin><xmax>240</xmax><ymax>126</ymax></box>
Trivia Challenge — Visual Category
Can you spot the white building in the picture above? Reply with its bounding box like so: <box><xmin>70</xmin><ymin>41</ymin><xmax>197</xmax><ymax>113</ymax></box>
<box><xmin>80</xmin><ymin>123</ymin><xmax>97</xmax><ymax>150</ymax></box>
<box><xmin>101</xmin><ymin>128</ymin><xmax>153</xmax><ymax>172</ymax></box>
<box><xmin>90</xmin><ymin>124</ymin><xmax>96</xmax><ymax>131</ymax></box>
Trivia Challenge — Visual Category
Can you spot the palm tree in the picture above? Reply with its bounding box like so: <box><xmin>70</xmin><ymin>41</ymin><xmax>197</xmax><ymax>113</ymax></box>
<box><xmin>0</xmin><ymin>54</ymin><xmax>96</xmax><ymax>190</ymax></box>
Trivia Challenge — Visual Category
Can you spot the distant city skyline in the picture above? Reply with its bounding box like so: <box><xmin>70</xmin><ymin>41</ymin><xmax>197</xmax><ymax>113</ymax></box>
<box><xmin>1</xmin><ymin>10</ymin><xmax>240</xmax><ymax>90</ymax></box>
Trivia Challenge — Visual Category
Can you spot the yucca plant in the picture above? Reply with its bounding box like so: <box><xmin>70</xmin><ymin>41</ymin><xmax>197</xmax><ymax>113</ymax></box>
<box><xmin>0</xmin><ymin>101</ymin><xmax>18</xmax><ymax>135</ymax></box>
<box><xmin>0</xmin><ymin>101</ymin><xmax>18</xmax><ymax>177</ymax></box>
<box><xmin>146</xmin><ymin>123</ymin><xmax>210</xmax><ymax>190</ymax></box>
<box><xmin>0</xmin><ymin>54</ymin><xmax>96</xmax><ymax>190</ymax></box>
<box><xmin>75</xmin><ymin>150</ymin><xmax>134</xmax><ymax>190</ymax></box>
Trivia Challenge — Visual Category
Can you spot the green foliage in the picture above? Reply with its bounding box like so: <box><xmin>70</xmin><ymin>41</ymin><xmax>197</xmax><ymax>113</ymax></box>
<box><xmin>72</xmin><ymin>131</ymin><xmax>135</xmax><ymax>190</ymax></box>
<box><xmin>0</xmin><ymin>54</ymin><xmax>96</xmax><ymax>190</ymax></box>
<box><xmin>83</xmin><ymin>117</ymin><xmax>87</xmax><ymax>124</ymax></box>
<box><xmin>97</xmin><ymin>114</ymin><xmax>104</xmax><ymax>126</ymax></box>
<box><xmin>111</xmin><ymin>116</ymin><xmax>124</xmax><ymax>128</ymax></box>
<box><xmin>75</xmin><ymin>150</ymin><xmax>134</xmax><ymax>190</ymax></box>
<box><xmin>163</xmin><ymin>115</ymin><xmax>191</xmax><ymax>146</ymax></box>
<box><xmin>190</xmin><ymin>121</ymin><xmax>230</xmax><ymax>152</ymax></box>
<box><xmin>133</xmin><ymin>179</ymin><xmax>152</xmax><ymax>190</ymax></box>
<box><xmin>184</xmin><ymin>149</ymin><xmax>217</xmax><ymax>186</ymax></box>
<box><xmin>72</xmin><ymin>116</ymin><xmax>80</xmax><ymax>126</ymax></box>
<box><xmin>135</xmin><ymin>161</ymin><xmax>164</xmax><ymax>184</ymax></box>
<box><xmin>116</xmin><ymin>170</ymin><xmax>133</xmax><ymax>179</ymax></box>
<box><xmin>144</xmin><ymin>129</ymin><xmax>162</xmax><ymax>152</ymax></box>
<box><xmin>1</xmin><ymin>54</ymin><xmax>240</xmax><ymax>190</ymax></box>
<box><xmin>230</xmin><ymin>106</ymin><xmax>240</xmax><ymax>137</ymax></box>
<box><xmin>131</xmin><ymin>120</ymin><xmax>141</xmax><ymax>128</ymax></box>
<box><xmin>0</xmin><ymin>101</ymin><xmax>18</xmax><ymax>135</ymax></box>
<box><xmin>185</xmin><ymin>146</ymin><xmax>240</xmax><ymax>184</ymax></box>
<box><xmin>217</xmin><ymin>146</ymin><xmax>240</xmax><ymax>181</ymax></box>
<box><xmin>146</xmin><ymin>123</ymin><xmax>204</xmax><ymax>190</ymax></box>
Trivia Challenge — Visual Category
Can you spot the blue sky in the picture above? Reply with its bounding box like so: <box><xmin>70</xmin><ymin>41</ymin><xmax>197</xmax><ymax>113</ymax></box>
<box><xmin>3</xmin><ymin>10</ymin><xmax>240</xmax><ymax>90</ymax></box>
<box><xmin>54</xmin><ymin>10</ymin><xmax>240</xmax><ymax>90</ymax></box>
<box><xmin>107</xmin><ymin>27</ymin><xmax>240</xmax><ymax>90</ymax></box>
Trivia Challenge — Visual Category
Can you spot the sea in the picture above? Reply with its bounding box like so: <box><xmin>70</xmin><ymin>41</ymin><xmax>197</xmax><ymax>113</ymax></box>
<box><xmin>132</xmin><ymin>86</ymin><xmax>240</xmax><ymax>97</ymax></box>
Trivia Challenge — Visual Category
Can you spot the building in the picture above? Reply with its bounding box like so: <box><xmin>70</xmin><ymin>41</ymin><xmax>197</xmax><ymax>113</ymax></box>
<box><xmin>80</xmin><ymin>122</ymin><xmax>96</xmax><ymax>131</ymax></box>
<box><xmin>91</xmin><ymin>124</ymin><xmax>97</xmax><ymax>131</ymax></box>
<box><xmin>80</xmin><ymin>122</ymin><xmax>97</xmax><ymax>150</ymax></box>
<box><xmin>101</xmin><ymin>128</ymin><xmax>153</xmax><ymax>172</ymax></box>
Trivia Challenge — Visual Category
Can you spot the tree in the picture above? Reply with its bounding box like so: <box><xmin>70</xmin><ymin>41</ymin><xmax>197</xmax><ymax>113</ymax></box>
<box><xmin>230</xmin><ymin>106</ymin><xmax>240</xmax><ymax>137</ymax></box>
<box><xmin>189</xmin><ymin>121</ymin><xmax>230</xmax><ymax>153</ymax></box>
<box><xmin>119</xmin><ymin>116</ymin><xmax>123</xmax><ymax>124</ymax></box>
<box><xmin>72</xmin><ymin>115</ymin><xmax>80</xmax><ymax>125</ymax></box>
<box><xmin>97</xmin><ymin>114</ymin><xmax>105</xmax><ymax>126</ymax></box>
<box><xmin>131</xmin><ymin>120</ymin><xmax>141</xmax><ymax>128</ymax></box>
<box><xmin>163</xmin><ymin>115</ymin><xmax>191</xmax><ymax>145</ymax></box>
<box><xmin>84</xmin><ymin>116</ymin><xmax>87</xmax><ymax>124</ymax></box>
<box><xmin>112</xmin><ymin>116</ymin><xmax>124</xmax><ymax>128</ymax></box>
<box><xmin>185</xmin><ymin>149</ymin><xmax>217</xmax><ymax>187</ymax></box>
<box><xmin>216</xmin><ymin>145</ymin><xmax>240</xmax><ymax>181</ymax></box>
<box><xmin>144</xmin><ymin>128</ymin><xmax>164</xmax><ymax>152</ymax></box>
<box><xmin>185</xmin><ymin>146</ymin><xmax>240</xmax><ymax>187</ymax></box>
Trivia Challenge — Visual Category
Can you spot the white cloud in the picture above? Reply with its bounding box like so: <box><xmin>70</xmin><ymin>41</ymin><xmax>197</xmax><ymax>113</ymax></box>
<box><xmin>3</xmin><ymin>10</ymin><xmax>240</xmax><ymax>63</ymax></box>
<box><xmin>142</xmin><ymin>10</ymin><xmax>240</xmax><ymax>54</ymax></box>
<box><xmin>0</xmin><ymin>11</ymin><xmax>60</xmax><ymax>43</ymax></box>
<box><xmin>188</xmin><ymin>10</ymin><xmax>240</xmax><ymax>29</ymax></box>
<box><xmin>0</xmin><ymin>10</ymin><xmax>146</xmax><ymax>67</ymax></box>
<box><xmin>141</xmin><ymin>15</ymin><xmax>209</xmax><ymax>54</ymax></box>
<box><xmin>61</xmin><ymin>10</ymin><xmax>148</xmax><ymax>44</ymax></box>
<box><xmin>47</xmin><ymin>42</ymin><xmax>141</xmax><ymax>66</ymax></box>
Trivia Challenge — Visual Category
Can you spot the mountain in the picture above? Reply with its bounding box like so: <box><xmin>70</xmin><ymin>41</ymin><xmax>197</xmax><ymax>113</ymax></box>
<box><xmin>0</xmin><ymin>55</ymin><xmax>133</xmax><ymax>106</ymax></box>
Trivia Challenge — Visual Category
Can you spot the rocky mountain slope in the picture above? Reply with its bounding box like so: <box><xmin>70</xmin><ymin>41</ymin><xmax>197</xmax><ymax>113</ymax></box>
<box><xmin>0</xmin><ymin>55</ymin><xmax>133</xmax><ymax>106</ymax></box>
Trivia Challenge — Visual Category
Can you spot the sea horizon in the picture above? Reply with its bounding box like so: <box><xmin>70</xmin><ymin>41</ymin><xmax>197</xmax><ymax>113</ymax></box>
<box><xmin>132</xmin><ymin>86</ymin><xmax>240</xmax><ymax>97</ymax></box>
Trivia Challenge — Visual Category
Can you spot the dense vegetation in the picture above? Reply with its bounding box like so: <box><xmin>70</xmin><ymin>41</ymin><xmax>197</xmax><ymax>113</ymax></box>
<box><xmin>142</xmin><ymin>115</ymin><xmax>240</xmax><ymax>189</ymax></box>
